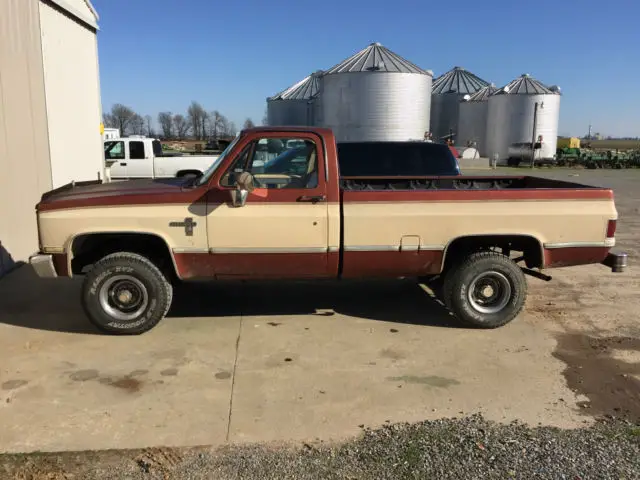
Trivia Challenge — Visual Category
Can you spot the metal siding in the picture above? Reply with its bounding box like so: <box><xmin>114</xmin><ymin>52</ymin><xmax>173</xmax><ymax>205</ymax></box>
<box><xmin>0</xmin><ymin>0</ymin><xmax>52</xmax><ymax>276</ymax></box>
<box><xmin>487</xmin><ymin>92</ymin><xmax>560</xmax><ymax>164</ymax></box>
<box><xmin>320</xmin><ymin>72</ymin><xmax>431</xmax><ymax>142</ymax></box>
<box><xmin>430</xmin><ymin>93</ymin><xmax>463</xmax><ymax>142</ymax></box>
<box><xmin>39</xmin><ymin>0</ymin><xmax>104</xmax><ymax>187</ymax></box>
<box><xmin>458</xmin><ymin>100</ymin><xmax>489</xmax><ymax>155</ymax></box>
<box><xmin>267</xmin><ymin>99</ymin><xmax>310</xmax><ymax>126</ymax></box>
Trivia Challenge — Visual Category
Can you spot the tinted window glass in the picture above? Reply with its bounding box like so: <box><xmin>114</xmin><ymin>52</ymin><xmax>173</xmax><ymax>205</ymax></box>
<box><xmin>129</xmin><ymin>141</ymin><xmax>145</xmax><ymax>160</ymax></box>
<box><xmin>152</xmin><ymin>140</ymin><xmax>163</xmax><ymax>157</ymax></box>
<box><xmin>337</xmin><ymin>142</ymin><xmax>458</xmax><ymax>177</ymax></box>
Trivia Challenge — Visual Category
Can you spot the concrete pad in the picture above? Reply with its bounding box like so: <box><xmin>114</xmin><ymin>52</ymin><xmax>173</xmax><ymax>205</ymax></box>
<box><xmin>228</xmin><ymin>280</ymin><xmax>582</xmax><ymax>445</ymax></box>
<box><xmin>0</xmin><ymin>268</ymin><xmax>240</xmax><ymax>453</ymax></box>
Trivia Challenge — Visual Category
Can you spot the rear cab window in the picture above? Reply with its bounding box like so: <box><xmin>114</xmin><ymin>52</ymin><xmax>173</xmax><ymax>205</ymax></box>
<box><xmin>337</xmin><ymin>142</ymin><xmax>459</xmax><ymax>177</ymax></box>
<box><xmin>129</xmin><ymin>141</ymin><xmax>145</xmax><ymax>160</ymax></box>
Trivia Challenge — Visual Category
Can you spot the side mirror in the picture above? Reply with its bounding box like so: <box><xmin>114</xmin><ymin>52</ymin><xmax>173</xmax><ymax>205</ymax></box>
<box><xmin>230</xmin><ymin>171</ymin><xmax>255</xmax><ymax>207</ymax></box>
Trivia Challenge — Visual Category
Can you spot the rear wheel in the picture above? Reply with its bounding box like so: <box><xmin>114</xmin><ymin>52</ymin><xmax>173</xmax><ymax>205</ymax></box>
<box><xmin>81</xmin><ymin>252</ymin><xmax>173</xmax><ymax>334</ymax></box>
<box><xmin>443</xmin><ymin>251</ymin><xmax>527</xmax><ymax>328</ymax></box>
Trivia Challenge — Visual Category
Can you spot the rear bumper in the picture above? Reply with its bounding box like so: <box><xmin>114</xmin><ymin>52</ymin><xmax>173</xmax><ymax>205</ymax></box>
<box><xmin>601</xmin><ymin>251</ymin><xmax>628</xmax><ymax>273</ymax></box>
<box><xmin>29</xmin><ymin>253</ymin><xmax>58</xmax><ymax>278</ymax></box>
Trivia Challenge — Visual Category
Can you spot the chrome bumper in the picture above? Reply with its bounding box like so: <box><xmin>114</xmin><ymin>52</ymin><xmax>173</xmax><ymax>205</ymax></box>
<box><xmin>602</xmin><ymin>251</ymin><xmax>628</xmax><ymax>273</ymax></box>
<box><xmin>29</xmin><ymin>253</ymin><xmax>58</xmax><ymax>278</ymax></box>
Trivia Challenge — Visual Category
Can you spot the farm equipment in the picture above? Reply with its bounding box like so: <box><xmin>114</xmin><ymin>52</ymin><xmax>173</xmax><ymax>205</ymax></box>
<box><xmin>556</xmin><ymin>147</ymin><xmax>640</xmax><ymax>169</ymax></box>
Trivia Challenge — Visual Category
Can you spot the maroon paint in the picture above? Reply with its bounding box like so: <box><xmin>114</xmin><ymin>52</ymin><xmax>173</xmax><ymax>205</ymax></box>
<box><xmin>341</xmin><ymin>187</ymin><xmax>612</xmax><ymax>203</ymax></box>
<box><xmin>173</xmin><ymin>252</ymin><xmax>332</xmax><ymax>280</ymax></box>
<box><xmin>544</xmin><ymin>247</ymin><xmax>610</xmax><ymax>269</ymax></box>
<box><xmin>340</xmin><ymin>250</ymin><xmax>444</xmax><ymax>278</ymax></box>
<box><xmin>52</xmin><ymin>254</ymin><xmax>69</xmax><ymax>276</ymax></box>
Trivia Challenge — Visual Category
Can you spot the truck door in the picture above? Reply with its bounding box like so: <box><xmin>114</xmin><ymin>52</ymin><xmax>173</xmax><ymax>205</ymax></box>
<box><xmin>104</xmin><ymin>139</ymin><xmax>127</xmax><ymax>178</ymax></box>
<box><xmin>206</xmin><ymin>134</ymin><xmax>330</xmax><ymax>278</ymax></box>
<box><xmin>126</xmin><ymin>140</ymin><xmax>154</xmax><ymax>178</ymax></box>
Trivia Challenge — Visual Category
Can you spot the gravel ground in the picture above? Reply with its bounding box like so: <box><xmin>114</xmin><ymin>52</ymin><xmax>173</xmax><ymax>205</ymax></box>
<box><xmin>3</xmin><ymin>414</ymin><xmax>639</xmax><ymax>479</ymax></box>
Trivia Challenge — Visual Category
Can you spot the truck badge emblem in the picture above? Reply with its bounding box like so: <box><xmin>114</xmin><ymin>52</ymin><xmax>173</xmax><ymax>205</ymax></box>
<box><xmin>169</xmin><ymin>217</ymin><xmax>197</xmax><ymax>236</ymax></box>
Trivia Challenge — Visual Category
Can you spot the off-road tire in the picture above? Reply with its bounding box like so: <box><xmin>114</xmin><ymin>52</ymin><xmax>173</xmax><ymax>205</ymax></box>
<box><xmin>81</xmin><ymin>252</ymin><xmax>173</xmax><ymax>335</ymax></box>
<box><xmin>443</xmin><ymin>251</ymin><xmax>527</xmax><ymax>329</ymax></box>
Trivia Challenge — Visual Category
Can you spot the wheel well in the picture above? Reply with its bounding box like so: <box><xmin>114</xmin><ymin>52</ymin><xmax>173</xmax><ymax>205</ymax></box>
<box><xmin>442</xmin><ymin>235</ymin><xmax>543</xmax><ymax>272</ymax></box>
<box><xmin>176</xmin><ymin>169</ymin><xmax>202</xmax><ymax>177</ymax></box>
<box><xmin>70</xmin><ymin>233</ymin><xmax>176</xmax><ymax>279</ymax></box>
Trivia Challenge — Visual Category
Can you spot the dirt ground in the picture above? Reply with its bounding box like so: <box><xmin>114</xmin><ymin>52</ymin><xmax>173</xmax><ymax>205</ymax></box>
<box><xmin>0</xmin><ymin>167</ymin><xmax>638</xmax><ymax>478</ymax></box>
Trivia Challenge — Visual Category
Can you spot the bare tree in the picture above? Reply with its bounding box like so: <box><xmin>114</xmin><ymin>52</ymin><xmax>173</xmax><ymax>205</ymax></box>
<box><xmin>145</xmin><ymin>115</ymin><xmax>155</xmax><ymax>137</ymax></box>
<box><xmin>129</xmin><ymin>114</ymin><xmax>146</xmax><ymax>135</ymax></box>
<box><xmin>158</xmin><ymin>112</ymin><xmax>173</xmax><ymax>139</ymax></box>
<box><xmin>209</xmin><ymin>110</ymin><xmax>225</xmax><ymax>139</ymax></box>
<box><xmin>103</xmin><ymin>113</ymin><xmax>116</xmax><ymax>128</ymax></box>
<box><xmin>109</xmin><ymin>104</ymin><xmax>135</xmax><ymax>136</ymax></box>
<box><xmin>187</xmin><ymin>101</ymin><xmax>207</xmax><ymax>140</ymax></box>
<box><xmin>173</xmin><ymin>114</ymin><xmax>189</xmax><ymax>139</ymax></box>
<box><xmin>243</xmin><ymin>118</ymin><xmax>255</xmax><ymax>129</ymax></box>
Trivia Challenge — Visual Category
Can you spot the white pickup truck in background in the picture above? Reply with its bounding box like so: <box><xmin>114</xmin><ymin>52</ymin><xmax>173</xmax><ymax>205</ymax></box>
<box><xmin>104</xmin><ymin>136</ymin><xmax>218</xmax><ymax>180</ymax></box>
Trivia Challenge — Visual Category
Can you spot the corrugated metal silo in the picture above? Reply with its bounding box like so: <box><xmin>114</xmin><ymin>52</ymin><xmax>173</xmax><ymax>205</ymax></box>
<box><xmin>430</xmin><ymin>67</ymin><xmax>489</xmax><ymax>143</ymax></box>
<box><xmin>266</xmin><ymin>71</ymin><xmax>322</xmax><ymax>126</ymax></box>
<box><xmin>486</xmin><ymin>74</ymin><xmax>561</xmax><ymax>164</ymax></box>
<box><xmin>457</xmin><ymin>84</ymin><xmax>497</xmax><ymax>156</ymax></box>
<box><xmin>318</xmin><ymin>42</ymin><xmax>433</xmax><ymax>142</ymax></box>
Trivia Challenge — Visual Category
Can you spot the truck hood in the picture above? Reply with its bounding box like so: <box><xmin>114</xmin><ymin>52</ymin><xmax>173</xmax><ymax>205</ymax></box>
<box><xmin>37</xmin><ymin>177</ymin><xmax>197</xmax><ymax>212</ymax></box>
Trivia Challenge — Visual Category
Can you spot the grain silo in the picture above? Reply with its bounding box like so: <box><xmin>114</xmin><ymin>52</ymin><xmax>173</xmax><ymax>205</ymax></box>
<box><xmin>486</xmin><ymin>74</ymin><xmax>561</xmax><ymax>165</ymax></box>
<box><xmin>430</xmin><ymin>67</ymin><xmax>489</xmax><ymax>143</ymax></box>
<box><xmin>457</xmin><ymin>84</ymin><xmax>497</xmax><ymax>156</ymax></box>
<box><xmin>318</xmin><ymin>42</ymin><xmax>432</xmax><ymax>142</ymax></box>
<box><xmin>266</xmin><ymin>71</ymin><xmax>322</xmax><ymax>126</ymax></box>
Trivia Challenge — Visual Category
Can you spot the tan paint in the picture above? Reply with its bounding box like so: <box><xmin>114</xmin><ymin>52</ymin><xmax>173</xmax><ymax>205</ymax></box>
<box><xmin>0</xmin><ymin>0</ymin><xmax>52</xmax><ymax>276</ymax></box>
<box><xmin>39</xmin><ymin>1</ymin><xmax>104</xmax><ymax>188</ymax></box>
<box><xmin>39</xmin><ymin>204</ymin><xmax>208</xmax><ymax>254</ymax></box>
<box><xmin>342</xmin><ymin>199</ymin><xmax>617</xmax><ymax>249</ymax></box>
<box><xmin>207</xmin><ymin>203</ymin><xmax>330</xmax><ymax>250</ymax></box>
<box><xmin>38</xmin><ymin>197</ymin><xmax>616</xmax><ymax>277</ymax></box>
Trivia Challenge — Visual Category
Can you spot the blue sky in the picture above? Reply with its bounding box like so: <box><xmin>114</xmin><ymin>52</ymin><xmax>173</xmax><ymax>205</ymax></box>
<box><xmin>94</xmin><ymin>0</ymin><xmax>639</xmax><ymax>137</ymax></box>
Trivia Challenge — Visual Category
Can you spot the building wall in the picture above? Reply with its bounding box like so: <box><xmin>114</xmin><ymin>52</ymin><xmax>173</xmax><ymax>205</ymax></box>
<box><xmin>39</xmin><ymin>0</ymin><xmax>104</xmax><ymax>188</ymax></box>
<box><xmin>0</xmin><ymin>0</ymin><xmax>53</xmax><ymax>276</ymax></box>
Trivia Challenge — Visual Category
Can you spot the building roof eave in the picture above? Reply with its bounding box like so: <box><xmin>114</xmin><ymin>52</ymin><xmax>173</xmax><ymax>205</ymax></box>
<box><xmin>45</xmin><ymin>0</ymin><xmax>99</xmax><ymax>31</ymax></box>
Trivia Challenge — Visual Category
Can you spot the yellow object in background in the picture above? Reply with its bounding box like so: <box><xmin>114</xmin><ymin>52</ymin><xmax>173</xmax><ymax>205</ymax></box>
<box><xmin>557</xmin><ymin>137</ymin><xmax>581</xmax><ymax>149</ymax></box>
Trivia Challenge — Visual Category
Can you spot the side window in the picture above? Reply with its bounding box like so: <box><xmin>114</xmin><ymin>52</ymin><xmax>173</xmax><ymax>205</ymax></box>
<box><xmin>104</xmin><ymin>141</ymin><xmax>124</xmax><ymax>160</ymax></box>
<box><xmin>221</xmin><ymin>137</ymin><xmax>319</xmax><ymax>189</ymax></box>
<box><xmin>129</xmin><ymin>141</ymin><xmax>145</xmax><ymax>160</ymax></box>
<box><xmin>220</xmin><ymin>144</ymin><xmax>252</xmax><ymax>187</ymax></box>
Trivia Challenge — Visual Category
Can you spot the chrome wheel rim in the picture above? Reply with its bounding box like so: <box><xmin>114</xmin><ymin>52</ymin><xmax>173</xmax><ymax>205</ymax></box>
<box><xmin>99</xmin><ymin>275</ymin><xmax>149</xmax><ymax>321</ymax></box>
<box><xmin>467</xmin><ymin>271</ymin><xmax>511</xmax><ymax>314</ymax></box>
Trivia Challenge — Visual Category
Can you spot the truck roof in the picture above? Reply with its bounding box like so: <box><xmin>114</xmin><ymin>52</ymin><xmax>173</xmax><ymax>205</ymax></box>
<box><xmin>241</xmin><ymin>126</ymin><xmax>335</xmax><ymax>136</ymax></box>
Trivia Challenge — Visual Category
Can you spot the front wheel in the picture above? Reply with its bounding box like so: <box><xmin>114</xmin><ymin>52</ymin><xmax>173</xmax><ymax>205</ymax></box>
<box><xmin>443</xmin><ymin>252</ymin><xmax>527</xmax><ymax>328</ymax></box>
<box><xmin>81</xmin><ymin>252</ymin><xmax>173</xmax><ymax>334</ymax></box>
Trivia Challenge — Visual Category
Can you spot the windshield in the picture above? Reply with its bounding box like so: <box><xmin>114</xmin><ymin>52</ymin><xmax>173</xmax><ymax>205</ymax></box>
<box><xmin>195</xmin><ymin>134</ymin><xmax>243</xmax><ymax>186</ymax></box>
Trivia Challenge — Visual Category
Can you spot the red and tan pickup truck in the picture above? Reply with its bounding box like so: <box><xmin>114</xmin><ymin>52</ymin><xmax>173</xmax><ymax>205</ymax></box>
<box><xmin>29</xmin><ymin>127</ymin><xmax>627</xmax><ymax>334</ymax></box>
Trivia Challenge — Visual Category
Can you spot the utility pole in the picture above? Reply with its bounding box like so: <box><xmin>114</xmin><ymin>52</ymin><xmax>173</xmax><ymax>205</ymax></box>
<box><xmin>530</xmin><ymin>102</ymin><xmax>539</xmax><ymax>169</ymax></box>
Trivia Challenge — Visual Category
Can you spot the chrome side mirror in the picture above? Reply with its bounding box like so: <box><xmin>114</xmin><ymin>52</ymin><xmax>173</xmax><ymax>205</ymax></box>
<box><xmin>230</xmin><ymin>171</ymin><xmax>255</xmax><ymax>208</ymax></box>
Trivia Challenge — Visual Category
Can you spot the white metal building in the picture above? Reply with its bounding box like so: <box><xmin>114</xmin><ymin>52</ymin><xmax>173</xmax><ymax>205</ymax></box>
<box><xmin>0</xmin><ymin>0</ymin><xmax>104</xmax><ymax>276</ymax></box>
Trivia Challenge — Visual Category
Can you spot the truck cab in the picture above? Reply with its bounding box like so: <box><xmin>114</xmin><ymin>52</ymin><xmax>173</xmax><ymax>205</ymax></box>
<box><xmin>104</xmin><ymin>136</ymin><xmax>163</xmax><ymax>178</ymax></box>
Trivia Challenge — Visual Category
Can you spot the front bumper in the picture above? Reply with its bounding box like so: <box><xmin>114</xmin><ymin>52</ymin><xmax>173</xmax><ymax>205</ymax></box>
<box><xmin>602</xmin><ymin>251</ymin><xmax>628</xmax><ymax>273</ymax></box>
<box><xmin>29</xmin><ymin>253</ymin><xmax>58</xmax><ymax>278</ymax></box>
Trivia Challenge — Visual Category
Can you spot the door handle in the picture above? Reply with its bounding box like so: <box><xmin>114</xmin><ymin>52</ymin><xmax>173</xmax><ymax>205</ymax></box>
<box><xmin>120</xmin><ymin>162</ymin><xmax>127</xmax><ymax>166</ymax></box>
<box><xmin>297</xmin><ymin>195</ymin><xmax>326</xmax><ymax>204</ymax></box>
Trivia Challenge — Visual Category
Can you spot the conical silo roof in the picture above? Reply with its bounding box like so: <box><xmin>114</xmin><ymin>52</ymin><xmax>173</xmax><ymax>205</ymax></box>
<box><xmin>494</xmin><ymin>74</ymin><xmax>558</xmax><ymax>95</ymax></box>
<box><xmin>432</xmin><ymin>66</ymin><xmax>489</xmax><ymax>94</ymax></box>
<box><xmin>464</xmin><ymin>83</ymin><xmax>498</xmax><ymax>102</ymax></box>
<box><xmin>268</xmin><ymin>71</ymin><xmax>322</xmax><ymax>101</ymax></box>
<box><xmin>324</xmin><ymin>42</ymin><xmax>429</xmax><ymax>74</ymax></box>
